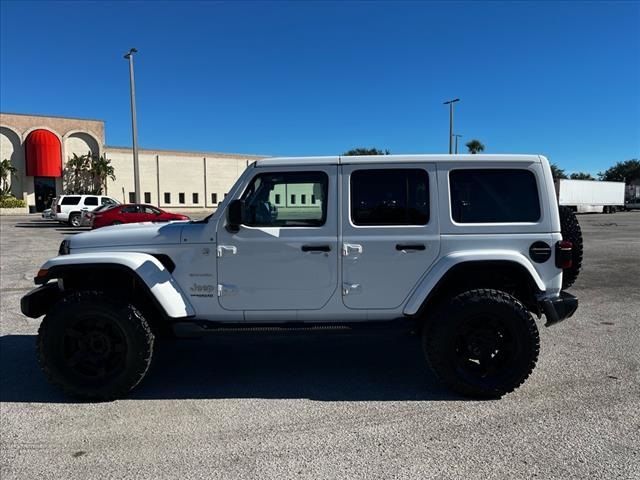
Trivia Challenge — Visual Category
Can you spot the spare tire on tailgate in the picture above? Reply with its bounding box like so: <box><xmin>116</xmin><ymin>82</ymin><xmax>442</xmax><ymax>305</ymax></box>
<box><xmin>559</xmin><ymin>206</ymin><xmax>583</xmax><ymax>289</ymax></box>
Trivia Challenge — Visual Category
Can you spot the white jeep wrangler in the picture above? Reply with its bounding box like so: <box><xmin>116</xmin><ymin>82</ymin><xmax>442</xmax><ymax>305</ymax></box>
<box><xmin>21</xmin><ymin>154</ymin><xmax>582</xmax><ymax>400</ymax></box>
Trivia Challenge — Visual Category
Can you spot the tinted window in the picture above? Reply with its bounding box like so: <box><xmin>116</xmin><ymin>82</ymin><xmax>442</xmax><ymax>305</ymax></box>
<box><xmin>83</xmin><ymin>197</ymin><xmax>98</xmax><ymax>206</ymax></box>
<box><xmin>101</xmin><ymin>197</ymin><xmax>117</xmax><ymax>205</ymax></box>
<box><xmin>143</xmin><ymin>206</ymin><xmax>160</xmax><ymax>214</ymax></box>
<box><xmin>450</xmin><ymin>169</ymin><xmax>540</xmax><ymax>223</ymax></box>
<box><xmin>351</xmin><ymin>169</ymin><xmax>429</xmax><ymax>226</ymax></box>
<box><xmin>241</xmin><ymin>171</ymin><xmax>328</xmax><ymax>227</ymax></box>
<box><xmin>61</xmin><ymin>196</ymin><xmax>81</xmax><ymax>205</ymax></box>
<box><xmin>121</xmin><ymin>205</ymin><xmax>139</xmax><ymax>214</ymax></box>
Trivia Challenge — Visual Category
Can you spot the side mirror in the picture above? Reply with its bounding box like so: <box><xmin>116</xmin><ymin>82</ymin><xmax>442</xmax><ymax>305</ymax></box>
<box><xmin>227</xmin><ymin>199</ymin><xmax>244</xmax><ymax>232</ymax></box>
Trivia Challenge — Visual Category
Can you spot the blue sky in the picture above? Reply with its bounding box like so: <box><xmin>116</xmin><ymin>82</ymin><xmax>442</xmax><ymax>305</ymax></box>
<box><xmin>1</xmin><ymin>1</ymin><xmax>639</xmax><ymax>174</ymax></box>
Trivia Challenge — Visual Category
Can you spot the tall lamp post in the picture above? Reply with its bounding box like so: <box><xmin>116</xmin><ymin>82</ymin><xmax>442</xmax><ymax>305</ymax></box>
<box><xmin>454</xmin><ymin>134</ymin><xmax>462</xmax><ymax>154</ymax></box>
<box><xmin>443</xmin><ymin>98</ymin><xmax>460</xmax><ymax>154</ymax></box>
<box><xmin>124</xmin><ymin>48</ymin><xmax>141</xmax><ymax>203</ymax></box>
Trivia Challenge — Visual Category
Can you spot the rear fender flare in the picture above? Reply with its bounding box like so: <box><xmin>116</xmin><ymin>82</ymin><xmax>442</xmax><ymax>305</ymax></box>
<box><xmin>403</xmin><ymin>251</ymin><xmax>546</xmax><ymax>316</ymax></box>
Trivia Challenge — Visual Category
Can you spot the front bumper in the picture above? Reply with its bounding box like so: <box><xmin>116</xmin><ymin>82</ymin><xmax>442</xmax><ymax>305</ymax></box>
<box><xmin>540</xmin><ymin>291</ymin><xmax>578</xmax><ymax>327</ymax></box>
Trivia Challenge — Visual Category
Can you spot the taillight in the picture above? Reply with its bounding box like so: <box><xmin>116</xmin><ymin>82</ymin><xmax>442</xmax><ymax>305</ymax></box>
<box><xmin>556</xmin><ymin>240</ymin><xmax>573</xmax><ymax>269</ymax></box>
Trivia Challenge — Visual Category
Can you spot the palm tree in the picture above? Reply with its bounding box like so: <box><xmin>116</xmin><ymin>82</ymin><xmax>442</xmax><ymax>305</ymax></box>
<box><xmin>465</xmin><ymin>139</ymin><xmax>485</xmax><ymax>154</ymax></box>
<box><xmin>88</xmin><ymin>154</ymin><xmax>116</xmax><ymax>194</ymax></box>
<box><xmin>569</xmin><ymin>172</ymin><xmax>595</xmax><ymax>180</ymax></box>
<box><xmin>550</xmin><ymin>164</ymin><xmax>568</xmax><ymax>180</ymax></box>
<box><xmin>66</xmin><ymin>153</ymin><xmax>89</xmax><ymax>193</ymax></box>
<box><xmin>0</xmin><ymin>158</ymin><xmax>17</xmax><ymax>198</ymax></box>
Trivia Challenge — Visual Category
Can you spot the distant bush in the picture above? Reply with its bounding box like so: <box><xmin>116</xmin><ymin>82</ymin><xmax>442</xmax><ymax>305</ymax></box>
<box><xmin>0</xmin><ymin>196</ymin><xmax>26</xmax><ymax>208</ymax></box>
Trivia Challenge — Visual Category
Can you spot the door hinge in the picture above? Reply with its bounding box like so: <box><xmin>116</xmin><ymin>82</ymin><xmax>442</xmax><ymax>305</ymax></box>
<box><xmin>342</xmin><ymin>243</ymin><xmax>363</xmax><ymax>257</ymax></box>
<box><xmin>342</xmin><ymin>283</ymin><xmax>362</xmax><ymax>296</ymax></box>
<box><xmin>216</xmin><ymin>245</ymin><xmax>238</xmax><ymax>257</ymax></box>
<box><xmin>217</xmin><ymin>284</ymin><xmax>238</xmax><ymax>297</ymax></box>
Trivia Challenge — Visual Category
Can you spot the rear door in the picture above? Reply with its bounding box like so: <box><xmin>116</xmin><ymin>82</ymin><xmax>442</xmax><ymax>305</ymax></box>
<box><xmin>340</xmin><ymin>163</ymin><xmax>440</xmax><ymax>310</ymax></box>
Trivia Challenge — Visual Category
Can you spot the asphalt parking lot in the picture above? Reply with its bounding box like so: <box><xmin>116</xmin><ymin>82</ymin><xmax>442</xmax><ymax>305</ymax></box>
<box><xmin>1</xmin><ymin>213</ymin><xmax>639</xmax><ymax>479</ymax></box>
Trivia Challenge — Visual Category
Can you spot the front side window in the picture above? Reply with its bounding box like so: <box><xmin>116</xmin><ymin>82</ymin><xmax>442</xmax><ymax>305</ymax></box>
<box><xmin>350</xmin><ymin>169</ymin><xmax>429</xmax><ymax>226</ymax></box>
<box><xmin>449</xmin><ymin>169</ymin><xmax>540</xmax><ymax>223</ymax></box>
<box><xmin>241</xmin><ymin>171</ymin><xmax>328</xmax><ymax>227</ymax></box>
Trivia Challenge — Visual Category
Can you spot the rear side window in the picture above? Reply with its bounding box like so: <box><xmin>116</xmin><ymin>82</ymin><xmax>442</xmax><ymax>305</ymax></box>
<box><xmin>350</xmin><ymin>169</ymin><xmax>429</xmax><ymax>226</ymax></box>
<box><xmin>83</xmin><ymin>197</ymin><xmax>98</xmax><ymax>206</ymax></box>
<box><xmin>450</xmin><ymin>169</ymin><xmax>540</xmax><ymax>223</ymax></box>
<box><xmin>61</xmin><ymin>196</ymin><xmax>81</xmax><ymax>205</ymax></box>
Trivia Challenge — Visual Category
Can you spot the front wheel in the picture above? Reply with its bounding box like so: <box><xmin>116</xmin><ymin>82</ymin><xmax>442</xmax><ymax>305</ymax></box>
<box><xmin>37</xmin><ymin>293</ymin><xmax>155</xmax><ymax>400</ymax></box>
<box><xmin>423</xmin><ymin>289</ymin><xmax>540</xmax><ymax>399</ymax></box>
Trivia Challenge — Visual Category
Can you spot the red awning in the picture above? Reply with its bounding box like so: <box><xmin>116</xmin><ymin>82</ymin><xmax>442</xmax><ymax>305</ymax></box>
<box><xmin>25</xmin><ymin>129</ymin><xmax>62</xmax><ymax>177</ymax></box>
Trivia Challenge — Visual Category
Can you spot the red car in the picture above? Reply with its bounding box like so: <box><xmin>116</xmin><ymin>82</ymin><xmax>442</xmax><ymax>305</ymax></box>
<box><xmin>89</xmin><ymin>204</ymin><xmax>190</xmax><ymax>229</ymax></box>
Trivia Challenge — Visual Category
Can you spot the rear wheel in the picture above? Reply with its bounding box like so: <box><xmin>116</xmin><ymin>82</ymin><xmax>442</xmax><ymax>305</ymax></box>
<box><xmin>37</xmin><ymin>293</ymin><xmax>154</xmax><ymax>400</ymax></box>
<box><xmin>69</xmin><ymin>213</ymin><xmax>81</xmax><ymax>227</ymax></box>
<box><xmin>423</xmin><ymin>289</ymin><xmax>539</xmax><ymax>399</ymax></box>
<box><xmin>559</xmin><ymin>206</ymin><xmax>583</xmax><ymax>289</ymax></box>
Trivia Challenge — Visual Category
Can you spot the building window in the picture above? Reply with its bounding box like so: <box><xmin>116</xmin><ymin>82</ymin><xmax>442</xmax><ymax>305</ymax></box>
<box><xmin>224</xmin><ymin>193</ymin><xmax>228</xmax><ymax>198</ymax></box>
<box><xmin>312</xmin><ymin>194</ymin><xmax>316</xmax><ymax>204</ymax></box>
<box><xmin>211</xmin><ymin>193</ymin><xmax>218</xmax><ymax>204</ymax></box>
<box><xmin>275</xmin><ymin>194</ymin><xmax>281</xmax><ymax>204</ymax></box>
<box><xmin>164</xmin><ymin>192</ymin><xmax>171</xmax><ymax>204</ymax></box>
<box><xmin>301</xmin><ymin>194</ymin><xmax>306</xmax><ymax>205</ymax></box>
<box><xmin>290</xmin><ymin>194</ymin><xmax>296</xmax><ymax>205</ymax></box>
<box><xmin>144</xmin><ymin>192</ymin><xmax>151</xmax><ymax>203</ymax></box>
<box><xmin>193</xmin><ymin>193</ymin><xmax>199</xmax><ymax>204</ymax></box>
<box><xmin>129</xmin><ymin>192</ymin><xmax>135</xmax><ymax>203</ymax></box>
<box><xmin>179</xmin><ymin>193</ymin><xmax>185</xmax><ymax>204</ymax></box>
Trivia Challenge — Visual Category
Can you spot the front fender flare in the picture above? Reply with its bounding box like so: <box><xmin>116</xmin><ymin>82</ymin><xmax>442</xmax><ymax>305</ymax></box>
<box><xmin>403</xmin><ymin>250</ymin><xmax>546</xmax><ymax>316</ymax></box>
<box><xmin>36</xmin><ymin>252</ymin><xmax>195</xmax><ymax>318</ymax></box>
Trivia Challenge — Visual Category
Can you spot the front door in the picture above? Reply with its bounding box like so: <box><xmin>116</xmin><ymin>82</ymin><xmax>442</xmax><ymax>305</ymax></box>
<box><xmin>34</xmin><ymin>177</ymin><xmax>56</xmax><ymax>212</ymax></box>
<box><xmin>216</xmin><ymin>166</ymin><xmax>339</xmax><ymax>311</ymax></box>
<box><xmin>340</xmin><ymin>164</ymin><xmax>440</xmax><ymax>310</ymax></box>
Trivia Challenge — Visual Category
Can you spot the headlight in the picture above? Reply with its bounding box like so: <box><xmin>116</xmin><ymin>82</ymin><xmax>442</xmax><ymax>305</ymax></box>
<box><xmin>58</xmin><ymin>239</ymin><xmax>70</xmax><ymax>255</ymax></box>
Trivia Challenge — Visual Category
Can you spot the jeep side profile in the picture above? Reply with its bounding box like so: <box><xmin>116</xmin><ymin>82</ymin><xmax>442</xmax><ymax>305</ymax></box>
<box><xmin>21</xmin><ymin>154</ymin><xmax>581</xmax><ymax>400</ymax></box>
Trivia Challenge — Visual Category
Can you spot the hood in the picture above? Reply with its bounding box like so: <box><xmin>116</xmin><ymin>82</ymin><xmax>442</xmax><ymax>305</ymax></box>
<box><xmin>69</xmin><ymin>221</ymin><xmax>186</xmax><ymax>251</ymax></box>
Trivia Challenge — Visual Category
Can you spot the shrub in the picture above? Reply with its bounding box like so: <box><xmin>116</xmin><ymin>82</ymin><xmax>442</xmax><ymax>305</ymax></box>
<box><xmin>0</xmin><ymin>196</ymin><xmax>27</xmax><ymax>208</ymax></box>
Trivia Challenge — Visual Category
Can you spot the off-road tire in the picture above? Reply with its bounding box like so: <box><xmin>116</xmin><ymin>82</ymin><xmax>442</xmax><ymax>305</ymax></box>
<box><xmin>423</xmin><ymin>289</ymin><xmax>540</xmax><ymax>399</ymax></box>
<box><xmin>559</xmin><ymin>205</ymin><xmax>583</xmax><ymax>289</ymax></box>
<box><xmin>37</xmin><ymin>292</ymin><xmax>154</xmax><ymax>400</ymax></box>
<box><xmin>68</xmin><ymin>213</ymin><xmax>81</xmax><ymax>227</ymax></box>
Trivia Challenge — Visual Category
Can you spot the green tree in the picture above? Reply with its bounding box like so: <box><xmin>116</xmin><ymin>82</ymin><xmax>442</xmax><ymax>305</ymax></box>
<box><xmin>88</xmin><ymin>154</ymin><xmax>116</xmax><ymax>195</ymax></box>
<box><xmin>569</xmin><ymin>172</ymin><xmax>595</xmax><ymax>180</ymax></box>
<box><xmin>0</xmin><ymin>158</ymin><xmax>17</xmax><ymax>198</ymax></box>
<box><xmin>598</xmin><ymin>159</ymin><xmax>640</xmax><ymax>183</ymax></box>
<box><xmin>465</xmin><ymin>139</ymin><xmax>485</xmax><ymax>154</ymax></box>
<box><xmin>66</xmin><ymin>153</ymin><xmax>89</xmax><ymax>193</ymax></box>
<box><xmin>343</xmin><ymin>147</ymin><xmax>390</xmax><ymax>156</ymax></box>
<box><xmin>550</xmin><ymin>163</ymin><xmax>568</xmax><ymax>180</ymax></box>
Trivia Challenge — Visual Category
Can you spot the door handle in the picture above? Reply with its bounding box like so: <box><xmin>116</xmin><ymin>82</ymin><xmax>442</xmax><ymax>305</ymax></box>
<box><xmin>301</xmin><ymin>245</ymin><xmax>331</xmax><ymax>252</ymax></box>
<box><xmin>396</xmin><ymin>244</ymin><xmax>426</xmax><ymax>251</ymax></box>
<box><xmin>342</xmin><ymin>243</ymin><xmax>363</xmax><ymax>256</ymax></box>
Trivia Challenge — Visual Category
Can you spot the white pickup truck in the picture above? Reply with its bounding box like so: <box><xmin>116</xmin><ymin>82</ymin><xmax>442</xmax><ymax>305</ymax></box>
<box><xmin>21</xmin><ymin>154</ymin><xmax>582</xmax><ymax>400</ymax></box>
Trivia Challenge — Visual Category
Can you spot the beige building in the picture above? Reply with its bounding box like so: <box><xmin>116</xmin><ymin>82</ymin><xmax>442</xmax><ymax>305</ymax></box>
<box><xmin>0</xmin><ymin>112</ymin><xmax>264</xmax><ymax>212</ymax></box>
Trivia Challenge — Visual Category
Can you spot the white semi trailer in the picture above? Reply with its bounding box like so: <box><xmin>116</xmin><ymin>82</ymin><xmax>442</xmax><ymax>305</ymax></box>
<box><xmin>555</xmin><ymin>179</ymin><xmax>625</xmax><ymax>213</ymax></box>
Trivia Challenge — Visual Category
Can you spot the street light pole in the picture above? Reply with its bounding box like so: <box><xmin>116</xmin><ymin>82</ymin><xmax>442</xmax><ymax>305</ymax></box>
<box><xmin>454</xmin><ymin>134</ymin><xmax>462</xmax><ymax>154</ymax></box>
<box><xmin>124</xmin><ymin>48</ymin><xmax>141</xmax><ymax>203</ymax></box>
<box><xmin>443</xmin><ymin>98</ymin><xmax>460</xmax><ymax>154</ymax></box>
